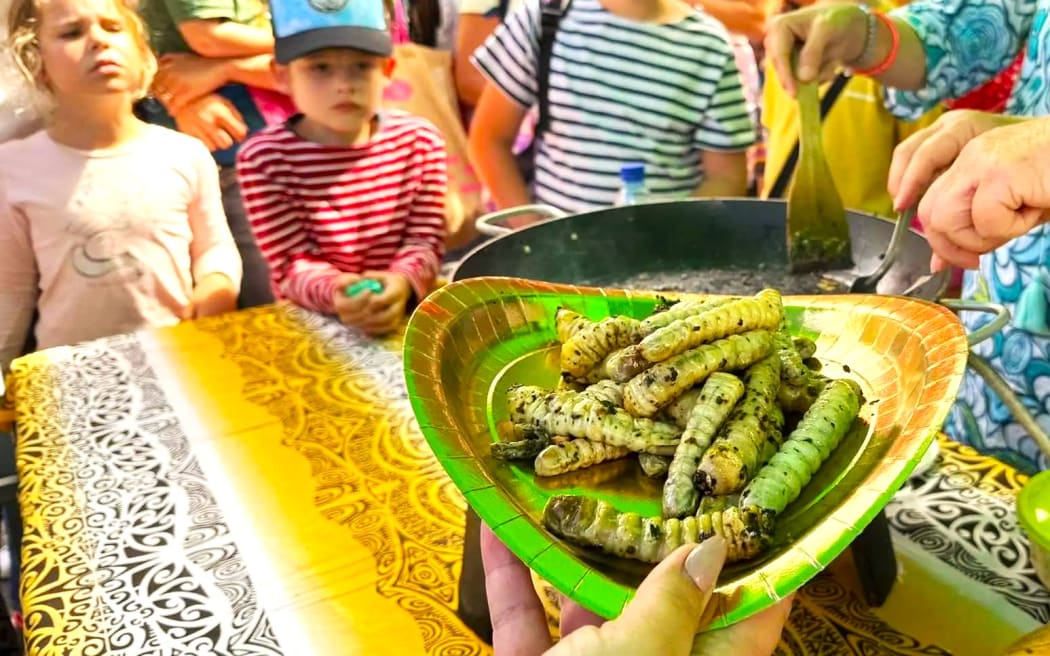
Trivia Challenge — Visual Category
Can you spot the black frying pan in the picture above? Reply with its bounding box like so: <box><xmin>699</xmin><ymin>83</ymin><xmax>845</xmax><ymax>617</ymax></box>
<box><xmin>451</xmin><ymin>199</ymin><xmax>948</xmax><ymax>299</ymax></box>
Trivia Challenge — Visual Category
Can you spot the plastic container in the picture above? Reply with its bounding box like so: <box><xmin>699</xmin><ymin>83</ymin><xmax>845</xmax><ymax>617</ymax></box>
<box><xmin>616</xmin><ymin>163</ymin><xmax>648</xmax><ymax>206</ymax></box>
<box><xmin>1017</xmin><ymin>469</ymin><xmax>1050</xmax><ymax>590</ymax></box>
<box><xmin>344</xmin><ymin>278</ymin><xmax>384</xmax><ymax>297</ymax></box>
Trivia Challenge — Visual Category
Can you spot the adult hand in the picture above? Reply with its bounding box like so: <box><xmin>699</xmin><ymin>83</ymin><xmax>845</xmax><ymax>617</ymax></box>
<box><xmin>172</xmin><ymin>93</ymin><xmax>247</xmax><ymax>152</ymax></box>
<box><xmin>765</xmin><ymin>4</ymin><xmax>869</xmax><ymax>96</ymax></box>
<box><xmin>888</xmin><ymin>110</ymin><xmax>1024</xmax><ymax>212</ymax></box>
<box><xmin>188</xmin><ymin>272</ymin><xmax>238</xmax><ymax>318</ymax></box>
<box><xmin>154</xmin><ymin>53</ymin><xmax>230</xmax><ymax>114</ymax></box>
<box><xmin>481</xmin><ymin>524</ymin><xmax>792</xmax><ymax>656</ymax></box>
<box><xmin>915</xmin><ymin>116</ymin><xmax>1050</xmax><ymax>271</ymax></box>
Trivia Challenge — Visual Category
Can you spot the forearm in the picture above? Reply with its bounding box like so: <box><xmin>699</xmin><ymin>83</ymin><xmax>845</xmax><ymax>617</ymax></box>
<box><xmin>389</xmin><ymin>249</ymin><xmax>440</xmax><ymax>300</ymax></box>
<box><xmin>221</xmin><ymin>54</ymin><xmax>279</xmax><ymax>91</ymax></box>
<box><xmin>694</xmin><ymin>173</ymin><xmax>748</xmax><ymax>198</ymax></box>
<box><xmin>280</xmin><ymin>261</ymin><xmax>344</xmax><ymax>314</ymax></box>
<box><xmin>469</xmin><ymin>138</ymin><xmax>530</xmax><ymax>209</ymax></box>
<box><xmin>454</xmin><ymin>59</ymin><xmax>487</xmax><ymax>108</ymax></box>
<box><xmin>0</xmin><ymin>299</ymin><xmax>35</xmax><ymax>373</ymax></box>
<box><xmin>695</xmin><ymin>151</ymin><xmax>749</xmax><ymax>198</ymax></box>
<box><xmin>392</xmin><ymin>154</ymin><xmax>446</xmax><ymax>298</ymax></box>
<box><xmin>192</xmin><ymin>239</ymin><xmax>243</xmax><ymax>291</ymax></box>
<box><xmin>180</xmin><ymin>21</ymin><xmax>274</xmax><ymax>58</ymax></box>
<box><xmin>455</xmin><ymin>15</ymin><xmax>499</xmax><ymax>108</ymax></box>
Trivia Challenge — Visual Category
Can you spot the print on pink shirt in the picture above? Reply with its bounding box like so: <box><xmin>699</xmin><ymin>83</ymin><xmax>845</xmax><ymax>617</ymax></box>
<box><xmin>67</xmin><ymin>176</ymin><xmax>145</xmax><ymax>282</ymax></box>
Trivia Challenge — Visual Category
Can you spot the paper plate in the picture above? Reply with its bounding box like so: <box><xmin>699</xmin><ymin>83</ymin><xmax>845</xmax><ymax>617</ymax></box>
<box><xmin>403</xmin><ymin>277</ymin><xmax>968</xmax><ymax>627</ymax></box>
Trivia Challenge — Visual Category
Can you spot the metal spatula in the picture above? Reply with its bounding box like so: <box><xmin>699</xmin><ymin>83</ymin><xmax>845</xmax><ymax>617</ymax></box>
<box><xmin>786</xmin><ymin>71</ymin><xmax>853</xmax><ymax>273</ymax></box>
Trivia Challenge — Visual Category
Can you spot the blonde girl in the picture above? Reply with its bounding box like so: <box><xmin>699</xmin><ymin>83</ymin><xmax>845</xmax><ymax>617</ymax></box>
<box><xmin>0</xmin><ymin>0</ymin><xmax>243</xmax><ymax>372</ymax></box>
<box><xmin>0</xmin><ymin>0</ymin><xmax>243</xmax><ymax>628</ymax></box>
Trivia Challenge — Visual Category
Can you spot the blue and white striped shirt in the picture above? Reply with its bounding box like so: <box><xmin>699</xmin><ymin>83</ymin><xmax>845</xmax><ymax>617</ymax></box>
<box><xmin>471</xmin><ymin>0</ymin><xmax>756</xmax><ymax>212</ymax></box>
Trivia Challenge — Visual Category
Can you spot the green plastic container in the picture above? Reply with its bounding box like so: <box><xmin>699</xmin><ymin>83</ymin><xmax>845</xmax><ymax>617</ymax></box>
<box><xmin>1017</xmin><ymin>470</ymin><xmax>1050</xmax><ymax>590</ymax></box>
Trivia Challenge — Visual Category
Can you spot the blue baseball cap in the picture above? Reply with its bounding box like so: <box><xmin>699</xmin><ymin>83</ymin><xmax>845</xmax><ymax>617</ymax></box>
<box><xmin>271</xmin><ymin>0</ymin><xmax>393</xmax><ymax>64</ymax></box>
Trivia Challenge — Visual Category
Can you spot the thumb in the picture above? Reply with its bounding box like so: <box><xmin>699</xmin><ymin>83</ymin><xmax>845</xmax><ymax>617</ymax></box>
<box><xmin>607</xmin><ymin>537</ymin><xmax>727</xmax><ymax>654</ymax></box>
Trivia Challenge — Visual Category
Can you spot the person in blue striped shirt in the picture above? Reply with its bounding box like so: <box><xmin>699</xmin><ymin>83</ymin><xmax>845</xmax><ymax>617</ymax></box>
<box><xmin>467</xmin><ymin>0</ymin><xmax>756</xmax><ymax>215</ymax></box>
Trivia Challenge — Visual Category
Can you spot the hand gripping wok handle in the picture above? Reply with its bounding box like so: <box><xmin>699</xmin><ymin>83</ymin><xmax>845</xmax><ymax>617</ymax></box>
<box><xmin>938</xmin><ymin>299</ymin><xmax>1010</xmax><ymax>347</ymax></box>
<box><xmin>475</xmin><ymin>205</ymin><xmax>566</xmax><ymax>237</ymax></box>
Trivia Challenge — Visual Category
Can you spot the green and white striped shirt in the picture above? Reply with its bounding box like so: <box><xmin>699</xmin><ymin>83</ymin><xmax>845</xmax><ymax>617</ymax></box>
<box><xmin>472</xmin><ymin>0</ymin><xmax>756</xmax><ymax>212</ymax></box>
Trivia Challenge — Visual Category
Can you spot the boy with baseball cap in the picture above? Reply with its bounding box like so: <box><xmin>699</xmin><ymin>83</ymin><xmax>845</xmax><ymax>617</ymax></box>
<box><xmin>237</xmin><ymin>0</ymin><xmax>448</xmax><ymax>336</ymax></box>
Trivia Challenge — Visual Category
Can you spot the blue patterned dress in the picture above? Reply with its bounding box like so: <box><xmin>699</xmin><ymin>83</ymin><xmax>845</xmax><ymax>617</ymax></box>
<box><xmin>885</xmin><ymin>0</ymin><xmax>1050</xmax><ymax>474</ymax></box>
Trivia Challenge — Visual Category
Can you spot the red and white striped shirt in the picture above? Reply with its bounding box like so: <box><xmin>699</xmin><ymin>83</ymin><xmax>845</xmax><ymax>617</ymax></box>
<box><xmin>236</xmin><ymin>111</ymin><xmax>447</xmax><ymax>313</ymax></box>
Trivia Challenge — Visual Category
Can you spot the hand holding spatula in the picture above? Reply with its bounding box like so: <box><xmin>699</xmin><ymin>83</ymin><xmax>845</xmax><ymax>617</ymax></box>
<box><xmin>785</xmin><ymin>54</ymin><xmax>853</xmax><ymax>273</ymax></box>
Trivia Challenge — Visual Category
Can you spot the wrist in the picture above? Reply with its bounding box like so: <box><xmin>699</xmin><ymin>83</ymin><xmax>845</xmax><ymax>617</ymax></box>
<box><xmin>845</xmin><ymin>5</ymin><xmax>878</xmax><ymax>67</ymax></box>
<box><xmin>220</xmin><ymin>58</ymin><xmax>239</xmax><ymax>84</ymax></box>
<box><xmin>200</xmin><ymin>271</ymin><xmax>235</xmax><ymax>288</ymax></box>
<box><xmin>850</xmin><ymin>9</ymin><xmax>900</xmax><ymax>76</ymax></box>
<box><xmin>390</xmin><ymin>271</ymin><xmax>412</xmax><ymax>293</ymax></box>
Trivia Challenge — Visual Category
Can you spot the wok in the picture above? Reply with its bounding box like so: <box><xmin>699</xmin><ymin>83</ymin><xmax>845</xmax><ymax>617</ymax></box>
<box><xmin>453</xmin><ymin>199</ymin><xmax>946</xmax><ymax>299</ymax></box>
<box><xmin>452</xmin><ymin>196</ymin><xmax>1050</xmax><ymax>438</ymax></box>
<box><xmin>451</xmin><ymin>199</ymin><xmax>1042</xmax><ymax>436</ymax></box>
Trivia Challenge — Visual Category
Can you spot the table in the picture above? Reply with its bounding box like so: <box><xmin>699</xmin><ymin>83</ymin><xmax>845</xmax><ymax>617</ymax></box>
<box><xmin>7</xmin><ymin>303</ymin><xmax>1049</xmax><ymax>655</ymax></box>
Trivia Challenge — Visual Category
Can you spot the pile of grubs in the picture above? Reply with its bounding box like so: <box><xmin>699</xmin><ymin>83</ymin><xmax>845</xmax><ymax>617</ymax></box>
<box><xmin>491</xmin><ymin>289</ymin><xmax>863</xmax><ymax>564</ymax></box>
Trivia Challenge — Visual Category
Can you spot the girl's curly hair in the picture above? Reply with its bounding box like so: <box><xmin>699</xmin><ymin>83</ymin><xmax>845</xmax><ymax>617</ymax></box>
<box><xmin>6</xmin><ymin>0</ymin><xmax>157</xmax><ymax>101</ymax></box>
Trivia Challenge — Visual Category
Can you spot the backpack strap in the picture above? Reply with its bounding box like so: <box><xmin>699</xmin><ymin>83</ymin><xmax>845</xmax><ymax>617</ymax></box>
<box><xmin>534</xmin><ymin>0</ymin><xmax>572</xmax><ymax>139</ymax></box>
<box><xmin>768</xmin><ymin>72</ymin><xmax>851</xmax><ymax>199</ymax></box>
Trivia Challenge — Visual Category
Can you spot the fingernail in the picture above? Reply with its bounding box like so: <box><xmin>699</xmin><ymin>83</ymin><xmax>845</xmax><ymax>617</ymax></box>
<box><xmin>798</xmin><ymin>65</ymin><xmax>814</xmax><ymax>80</ymax></box>
<box><xmin>684</xmin><ymin>536</ymin><xmax>727</xmax><ymax>591</ymax></box>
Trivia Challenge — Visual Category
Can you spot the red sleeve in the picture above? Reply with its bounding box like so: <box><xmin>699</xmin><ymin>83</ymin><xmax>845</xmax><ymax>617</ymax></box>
<box><xmin>387</xmin><ymin>126</ymin><xmax>448</xmax><ymax>300</ymax></box>
<box><xmin>944</xmin><ymin>50</ymin><xmax>1024</xmax><ymax>113</ymax></box>
<box><xmin>236</xmin><ymin>136</ymin><xmax>343</xmax><ymax>313</ymax></box>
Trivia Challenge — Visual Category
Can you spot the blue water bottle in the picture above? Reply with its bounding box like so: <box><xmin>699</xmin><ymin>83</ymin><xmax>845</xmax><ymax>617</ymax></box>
<box><xmin>616</xmin><ymin>163</ymin><xmax>648</xmax><ymax>206</ymax></box>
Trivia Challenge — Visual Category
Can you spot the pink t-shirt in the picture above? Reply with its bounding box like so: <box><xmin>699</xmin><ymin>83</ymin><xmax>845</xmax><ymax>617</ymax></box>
<box><xmin>0</xmin><ymin>125</ymin><xmax>243</xmax><ymax>369</ymax></box>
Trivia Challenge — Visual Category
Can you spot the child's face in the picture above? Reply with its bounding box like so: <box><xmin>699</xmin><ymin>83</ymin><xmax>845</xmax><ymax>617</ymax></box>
<box><xmin>278</xmin><ymin>48</ymin><xmax>394</xmax><ymax>142</ymax></box>
<box><xmin>35</xmin><ymin>0</ymin><xmax>144</xmax><ymax>99</ymax></box>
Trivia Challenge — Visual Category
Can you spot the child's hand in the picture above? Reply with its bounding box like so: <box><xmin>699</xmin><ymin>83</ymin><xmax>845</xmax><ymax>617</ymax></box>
<box><xmin>359</xmin><ymin>272</ymin><xmax>412</xmax><ymax>336</ymax></box>
<box><xmin>190</xmin><ymin>273</ymin><xmax>238</xmax><ymax>318</ymax></box>
<box><xmin>331</xmin><ymin>272</ymin><xmax>412</xmax><ymax>336</ymax></box>
<box><xmin>332</xmin><ymin>273</ymin><xmax>366</xmax><ymax>327</ymax></box>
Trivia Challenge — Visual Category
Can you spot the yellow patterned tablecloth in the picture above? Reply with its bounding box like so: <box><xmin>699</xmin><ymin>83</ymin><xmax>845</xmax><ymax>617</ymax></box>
<box><xmin>7</xmin><ymin>304</ymin><xmax>1050</xmax><ymax>655</ymax></box>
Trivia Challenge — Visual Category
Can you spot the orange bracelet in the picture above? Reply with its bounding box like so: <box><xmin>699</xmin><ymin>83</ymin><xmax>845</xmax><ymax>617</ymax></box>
<box><xmin>853</xmin><ymin>11</ymin><xmax>900</xmax><ymax>77</ymax></box>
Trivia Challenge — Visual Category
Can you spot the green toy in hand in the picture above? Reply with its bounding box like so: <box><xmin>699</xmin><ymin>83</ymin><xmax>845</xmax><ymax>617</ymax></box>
<box><xmin>345</xmin><ymin>279</ymin><xmax>384</xmax><ymax>297</ymax></box>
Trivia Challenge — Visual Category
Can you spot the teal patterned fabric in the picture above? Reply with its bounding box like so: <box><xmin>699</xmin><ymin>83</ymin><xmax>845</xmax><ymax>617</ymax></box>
<box><xmin>884</xmin><ymin>0</ymin><xmax>1050</xmax><ymax>474</ymax></box>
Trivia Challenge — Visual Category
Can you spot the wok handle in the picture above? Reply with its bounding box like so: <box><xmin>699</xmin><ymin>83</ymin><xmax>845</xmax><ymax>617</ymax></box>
<box><xmin>938</xmin><ymin>299</ymin><xmax>1010</xmax><ymax>347</ymax></box>
<box><xmin>867</xmin><ymin>207</ymin><xmax>916</xmax><ymax>282</ymax></box>
<box><xmin>475</xmin><ymin>205</ymin><xmax>566</xmax><ymax>237</ymax></box>
<box><xmin>969</xmin><ymin>352</ymin><xmax>1050</xmax><ymax>461</ymax></box>
<box><xmin>939</xmin><ymin>300</ymin><xmax>1050</xmax><ymax>461</ymax></box>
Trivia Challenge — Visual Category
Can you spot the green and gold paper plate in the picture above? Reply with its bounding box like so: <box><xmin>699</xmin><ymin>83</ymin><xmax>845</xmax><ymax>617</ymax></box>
<box><xmin>403</xmin><ymin>277</ymin><xmax>968</xmax><ymax>628</ymax></box>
